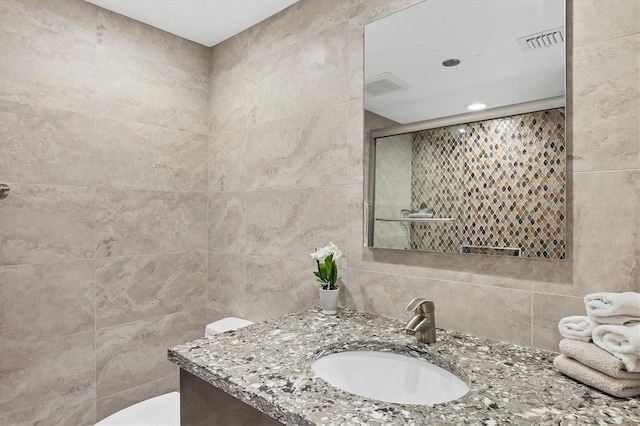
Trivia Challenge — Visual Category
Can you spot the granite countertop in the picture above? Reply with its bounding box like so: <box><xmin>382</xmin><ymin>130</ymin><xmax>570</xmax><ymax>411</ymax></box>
<box><xmin>168</xmin><ymin>308</ymin><xmax>640</xmax><ymax>425</ymax></box>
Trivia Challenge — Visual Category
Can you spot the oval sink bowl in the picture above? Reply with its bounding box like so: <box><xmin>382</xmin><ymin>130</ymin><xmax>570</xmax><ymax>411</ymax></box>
<box><xmin>312</xmin><ymin>351</ymin><xmax>468</xmax><ymax>404</ymax></box>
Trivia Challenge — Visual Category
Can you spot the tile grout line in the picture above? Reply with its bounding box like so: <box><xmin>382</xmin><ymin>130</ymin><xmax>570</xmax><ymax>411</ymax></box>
<box><xmin>241</xmin><ymin>93</ymin><xmax>250</xmax><ymax>319</ymax></box>
<box><xmin>92</xmin><ymin>12</ymin><xmax>99</xmax><ymax>420</ymax></box>
<box><xmin>572</xmin><ymin>168</ymin><xmax>640</xmax><ymax>174</ymax></box>
<box><xmin>530</xmin><ymin>291</ymin><xmax>535</xmax><ymax>347</ymax></box>
<box><xmin>95</xmin><ymin>374</ymin><xmax>175</xmax><ymax>406</ymax></box>
<box><xmin>0</xmin><ymin>96</ymin><xmax>208</xmax><ymax>137</ymax></box>
<box><xmin>0</xmin><ymin>249</ymin><xmax>209</xmax><ymax>269</ymax></box>
<box><xmin>1</xmin><ymin>181</ymin><xmax>210</xmax><ymax>195</ymax></box>
<box><xmin>573</xmin><ymin>31</ymin><xmax>640</xmax><ymax>51</ymax></box>
<box><xmin>344</xmin><ymin>13</ymin><xmax>354</xmax><ymax>262</ymax></box>
<box><xmin>96</xmin><ymin>306</ymin><xmax>205</xmax><ymax>335</ymax></box>
<box><xmin>532</xmin><ymin>290</ymin><xmax>584</xmax><ymax>299</ymax></box>
<box><xmin>206</xmin><ymin>85</ymin><xmax>211</xmax><ymax>323</ymax></box>
<box><xmin>210</xmin><ymin>182</ymin><xmax>360</xmax><ymax>195</ymax></box>
<box><xmin>345</xmin><ymin>266</ymin><xmax>536</xmax><ymax>294</ymax></box>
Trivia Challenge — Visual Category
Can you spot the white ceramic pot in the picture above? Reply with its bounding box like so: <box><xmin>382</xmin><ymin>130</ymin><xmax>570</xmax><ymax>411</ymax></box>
<box><xmin>319</xmin><ymin>288</ymin><xmax>339</xmax><ymax>315</ymax></box>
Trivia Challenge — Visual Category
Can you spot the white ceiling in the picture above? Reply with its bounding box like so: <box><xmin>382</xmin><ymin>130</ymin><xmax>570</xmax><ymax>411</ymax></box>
<box><xmin>365</xmin><ymin>0</ymin><xmax>565</xmax><ymax>124</ymax></box>
<box><xmin>85</xmin><ymin>0</ymin><xmax>300</xmax><ymax>47</ymax></box>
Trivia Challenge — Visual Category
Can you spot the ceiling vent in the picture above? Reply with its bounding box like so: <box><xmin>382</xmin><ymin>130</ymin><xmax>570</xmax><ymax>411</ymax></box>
<box><xmin>364</xmin><ymin>72</ymin><xmax>410</xmax><ymax>96</ymax></box>
<box><xmin>518</xmin><ymin>26</ymin><xmax>565</xmax><ymax>52</ymax></box>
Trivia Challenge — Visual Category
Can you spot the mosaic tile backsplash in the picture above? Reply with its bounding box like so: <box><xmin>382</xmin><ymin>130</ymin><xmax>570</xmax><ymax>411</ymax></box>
<box><xmin>379</xmin><ymin>109</ymin><xmax>565</xmax><ymax>259</ymax></box>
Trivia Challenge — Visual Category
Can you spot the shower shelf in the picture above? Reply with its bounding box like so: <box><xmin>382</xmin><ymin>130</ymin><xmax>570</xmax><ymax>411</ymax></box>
<box><xmin>375</xmin><ymin>217</ymin><xmax>457</xmax><ymax>223</ymax></box>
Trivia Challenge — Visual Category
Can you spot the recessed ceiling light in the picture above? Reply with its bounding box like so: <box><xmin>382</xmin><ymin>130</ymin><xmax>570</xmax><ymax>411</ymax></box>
<box><xmin>442</xmin><ymin>58</ymin><xmax>460</xmax><ymax>67</ymax></box>
<box><xmin>467</xmin><ymin>103</ymin><xmax>487</xmax><ymax>111</ymax></box>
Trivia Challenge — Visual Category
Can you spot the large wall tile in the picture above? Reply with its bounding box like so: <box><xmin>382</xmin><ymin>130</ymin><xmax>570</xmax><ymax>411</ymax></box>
<box><xmin>95</xmin><ymin>118</ymin><xmax>208</xmax><ymax>192</ymax></box>
<box><xmin>0</xmin><ymin>100</ymin><xmax>95</xmax><ymax>186</ymax></box>
<box><xmin>0</xmin><ymin>184</ymin><xmax>95</xmax><ymax>266</ymax></box>
<box><xmin>0</xmin><ymin>0</ymin><xmax>96</xmax><ymax>42</ymax></box>
<box><xmin>207</xmin><ymin>251</ymin><xmax>246</xmax><ymax>320</ymax></box>
<box><xmin>532</xmin><ymin>293</ymin><xmax>586</xmax><ymax>352</ymax></box>
<box><xmin>0</xmin><ymin>331</ymin><xmax>95</xmax><ymax>426</ymax></box>
<box><xmin>209</xmin><ymin>128</ymin><xmax>247</xmax><ymax>192</ymax></box>
<box><xmin>97</xmin><ymin>8</ymin><xmax>210</xmax><ymax>76</ymax></box>
<box><xmin>414</xmin><ymin>281</ymin><xmax>533</xmax><ymax>346</ymax></box>
<box><xmin>345</xmin><ymin>269</ymin><xmax>533</xmax><ymax>346</ymax></box>
<box><xmin>245</xmin><ymin>0</ymin><xmax>350</xmax><ymax>63</ymax></box>
<box><xmin>96</xmin><ymin>374</ymin><xmax>177</xmax><ymax>422</ymax></box>
<box><xmin>247</xmin><ymin>103</ymin><xmax>348</xmax><ymax>190</ymax></box>
<box><xmin>572</xmin><ymin>0</ymin><xmax>640</xmax><ymax>48</ymax></box>
<box><xmin>248</xmin><ymin>22</ymin><xmax>349</xmax><ymax>126</ymax></box>
<box><xmin>96</xmin><ymin>251</ymin><xmax>207</xmax><ymax>328</ymax></box>
<box><xmin>341</xmin><ymin>268</ymin><xmax>419</xmax><ymax>319</ymax></box>
<box><xmin>537</xmin><ymin>170</ymin><xmax>640</xmax><ymax>296</ymax></box>
<box><xmin>210</xmin><ymin>29</ymin><xmax>250</xmax><ymax>76</ymax></box>
<box><xmin>96</xmin><ymin>308</ymin><xmax>204</xmax><ymax>399</ymax></box>
<box><xmin>347</xmin><ymin>21</ymin><xmax>364</xmax><ymax>102</ymax></box>
<box><xmin>208</xmin><ymin>192</ymin><xmax>246</xmax><ymax>253</ymax></box>
<box><xmin>209</xmin><ymin>63</ymin><xmax>252</xmax><ymax>133</ymax></box>
<box><xmin>245</xmin><ymin>256</ymin><xmax>317</xmax><ymax>321</ymax></box>
<box><xmin>0</xmin><ymin>260</ymin><xmax>94</xmax><ymax>345</ymax></box>
<box><xmin>0</xmin><ymin>0</ymin><xmax>96</xmax><ymax>113</ymax></box>
<box><xmin>96</xmin><ymin>188</ymin><xmax>207</xmax><ymax>258</ymax></box>
<box><xmin>96</xmin><ymin>45</ymin><xmax>209</xmax><ymax>134</ymax></box>
<box><xmin>49</xmin><ymin>400</ymin><xmax>96</xmax><ymax>426</ymax></box>
<box><xmin>572</xmin><ymin>34</ymin><xmax>640</xmax><ymax>171</ymax></box>
<box><xmin>246</xmin><ymin>187</ymin><xmax>347</xmax><ymax>262</ymax></box>
<box><xmin>581</xmin><ymin>170</ymin><xmax>637</xmax><ymax>292</ymax></box>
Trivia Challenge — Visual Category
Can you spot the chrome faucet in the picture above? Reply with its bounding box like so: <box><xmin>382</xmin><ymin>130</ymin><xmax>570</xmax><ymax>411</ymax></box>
<box><xmin>405</xmin><ymin>298</ymin><xmax>436</xmax><ymax>344</ymax></box>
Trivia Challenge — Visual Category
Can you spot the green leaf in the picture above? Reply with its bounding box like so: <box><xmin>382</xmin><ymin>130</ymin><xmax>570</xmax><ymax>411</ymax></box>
<box><xmin>318</xmin><ymin>262</ymin><xmax>327</xmax><ymax>279</ymax></box>
<box><xmin>325</xmin><ymin>255</ymin><xmax>334</xmax><ymax>277</ymax></box>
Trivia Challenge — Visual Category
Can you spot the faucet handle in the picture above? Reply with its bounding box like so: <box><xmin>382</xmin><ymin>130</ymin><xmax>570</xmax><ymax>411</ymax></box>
<box><xmin>405</xmin><ymin>298</ymin><xmax>435</xmax><ymax>315</ymax></box>
<box><xmin>405</xmin><ymin>298</ymin><xmax>427</xmax><ymax>311</ymax></box>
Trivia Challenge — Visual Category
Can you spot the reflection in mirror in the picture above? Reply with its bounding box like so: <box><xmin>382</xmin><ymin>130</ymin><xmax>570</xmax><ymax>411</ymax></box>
<box><xmin>363</xmin><ymin>0</ymin><xmax>566</xmax><ymax>259</ymax></box>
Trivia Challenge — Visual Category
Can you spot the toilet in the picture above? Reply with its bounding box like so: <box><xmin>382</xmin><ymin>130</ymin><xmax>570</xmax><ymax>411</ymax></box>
<box><xmin>96</xmin><ymin>317</ymin><xmax>253</xmax><ymax>426</ymax></box>
<box><xmin>204</xmin><ymin>317</ymin><xmax>253</xmax><ymax>338</ymax></box>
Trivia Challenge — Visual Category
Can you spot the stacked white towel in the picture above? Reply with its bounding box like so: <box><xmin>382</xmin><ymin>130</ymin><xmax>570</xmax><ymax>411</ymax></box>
<box><xmin>555</xmin><ymin>291</ymin><xmax>640</xmax><ymax>397</ymax></box>
<box><xmin>558</xmin><ymin>316</ymin><xmax>597</xmax><ymax>342</ymax></box>
<box><xmin>585</xmin><ymin>292</ymin><xmax>640</xmax><ymax>325</ymax></box>
<box><xmin>592</xmin><ymin>323</ymin><xmax>640</xmax><ymax>373</ymax></box>
<box><xmin>585</xmin><ymin>292</ymin><xmax>640</xmax><ymax>372</ymax></box>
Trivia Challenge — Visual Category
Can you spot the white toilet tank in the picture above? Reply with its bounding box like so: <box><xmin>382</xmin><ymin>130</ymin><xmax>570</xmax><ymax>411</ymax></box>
<box><xmin>95</xmin><ymin>317</ymin><xmax>253</xmax><ymax>426</ymax></box>
<box><xmin>205</xmin><ymin>316</ymin><xmax>254</xmax><ymax>337</ymax></box>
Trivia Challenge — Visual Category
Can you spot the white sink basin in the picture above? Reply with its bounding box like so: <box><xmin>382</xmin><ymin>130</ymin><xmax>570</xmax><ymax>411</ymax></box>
<box><xmin>312</xmin><ymin>351</ymin><xmax>469</xmax><ymax>405</ymax></box>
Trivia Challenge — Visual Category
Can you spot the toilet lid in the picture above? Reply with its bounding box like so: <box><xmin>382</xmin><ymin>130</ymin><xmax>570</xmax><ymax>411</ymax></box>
<box><xmin>205</xmin><ymin>317</ymin><xmax>254</xmax><ymax>335</ymax></box>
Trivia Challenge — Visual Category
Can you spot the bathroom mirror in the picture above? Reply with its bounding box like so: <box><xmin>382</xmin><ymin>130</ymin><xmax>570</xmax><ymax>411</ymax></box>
<box><xmin>363</xmin><ymin>0</ymin><xmax>566</xmax><ymax>259</ymax></box>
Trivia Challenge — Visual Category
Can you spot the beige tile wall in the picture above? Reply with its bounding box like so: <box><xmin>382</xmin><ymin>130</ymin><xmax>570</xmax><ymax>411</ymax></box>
<box><xmin>207</xmin><ymin>0</ymin><xmax>639</xmax><ymax>357</ymax></box>
<box><xmin>0</xmin><ymin>0</ymin><xmax>638</xmax><ymax>424</ymax></box>
<box><xmin>0</xmin><ymin>0</ymin><xmax>209</xmax><ymax>423</ymax></box>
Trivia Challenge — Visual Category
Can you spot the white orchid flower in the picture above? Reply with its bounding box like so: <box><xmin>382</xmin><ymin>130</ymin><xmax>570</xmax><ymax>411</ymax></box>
<box><xmin>310</xmin><ymin>245</ymin><xmax>331</xmax><ymax>262</ymax></box>
<box><xmin>327</xmin><ymin>241</ymin><xmax>343</xmax><ymax>261</ymax></box>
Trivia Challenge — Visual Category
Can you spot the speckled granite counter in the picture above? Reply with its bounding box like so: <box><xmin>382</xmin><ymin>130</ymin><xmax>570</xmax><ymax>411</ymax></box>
<box><xmin>169</xmin><ymin>308</ymin><xmax>640</xmax><ymax>425</ymax></box>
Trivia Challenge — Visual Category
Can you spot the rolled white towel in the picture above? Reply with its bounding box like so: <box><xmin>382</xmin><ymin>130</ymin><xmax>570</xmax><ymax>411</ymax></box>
<box><xmin>592</xmin><ymin>323</ymin><xmax>640</xmax><ymax>373</ymax></box>
<box><xmin>584</xmin><ymin>292</ymin><xmax>640</xmax><ymax>324</ymax></box>
<box><xmin>558</xmin><ymin>316</ymin><xmax>597</xmax><ymax>342</ymax></box>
